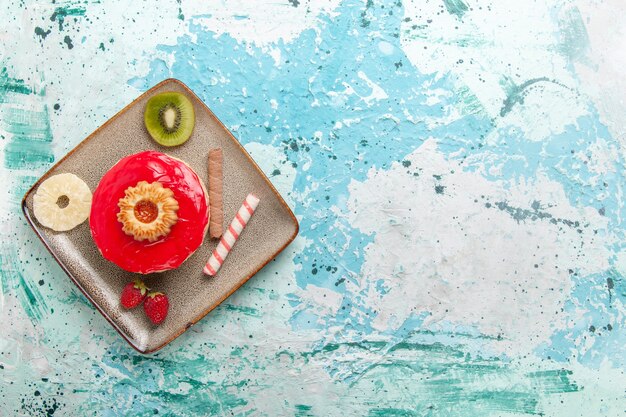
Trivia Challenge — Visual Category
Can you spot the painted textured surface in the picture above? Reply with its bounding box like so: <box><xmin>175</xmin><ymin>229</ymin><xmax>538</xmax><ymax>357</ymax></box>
<box><xmin>0</xmin><ymin>0</ymin><xmax>625</xmax><ymax>415</ymax></box>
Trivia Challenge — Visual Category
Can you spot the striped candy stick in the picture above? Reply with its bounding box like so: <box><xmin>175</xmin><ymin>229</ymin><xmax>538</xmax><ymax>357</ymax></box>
<box><xmin>203</xmin><ymin>193</ymin><xmax>260</xmax><ymax>276</ymax></box>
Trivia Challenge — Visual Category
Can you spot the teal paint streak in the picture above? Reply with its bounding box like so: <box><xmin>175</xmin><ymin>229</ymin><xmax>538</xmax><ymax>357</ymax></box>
<box><xmin>443</xmin><ymin>0</ymin><xmax>469</xmax><ymax>18</ymax></box>
<box><xmin>295</xmin><ymin>404</ymin><xmax>313</xmax><ymax>417</ymax></box>
<box><xmin>87</xmin><ymin>337</ymin><xmax>581</xmax><ymax>416</ymax></box>
<box><xmin>499</xmin><ymin>77</ymin><xmax>572</xmax><ymax>117</ymax></box>
<box><xmin>0</xmin><ymin>68</ymin><xmax>55</xmax><ymax>170</ymax></box>
<box><xmin>2</xmin><ymin>107</ymin><xmax>53</xmax><ymax>140</ymax></box>
<box><xmin>528</xmin><ymin>370</ymin><xmax>579</xmax><ymax>394</ymax></box>
<box><xmin>456</xmin><ymin>85</ymin><xmax>489</xmax><ymax>117</ymax></box>
<box><xmin>0</xmin><ymin>67</ymin><xmax>32</xmax><ymax>102</ymax></box>
<box><xmin>50</xmin><ymin>6</ymin><xmax>86</xmax><ymax>31</ymax></box>
<box><xmin>0</xmin><ymin>245</ymin><xmax>48</xmax><ymax>323</ymax></box>
<box><xmin>220</xmin><ymin>303</ymin><xmax>261</xmax><ymax>317</ymax></box>
<box><xmin>403</xmin><ymin>328</ymin><xmax>504</xmax><ymax>341</ymax></box>
<box><xmin>558</xmin><ymin>6</ymin><xmax>591</xmax><ymax>63</ymax></box>
<box><xmin>4</xmin><ymin>150</ymin><xmax>49</xmax><ymax>174</ymax></box>
<box><xmin>0</xmin><ymin>246</ymin><xmax>13</xmax><ymax>295</ymax></box>
<box><xmin>17</xmin><ymin>273</ymin><xmax>49</xmax><ymax>323</ymax></box>
<box><xmin>368</xmin><ymin>408</ymin><xmax>417</xmax><ymax>417</ymax></box>
<box><xmin>89</xmin><ymin>349</ymin><xmax>252</xmax><ymax>416</ymax></box>
<box><xmin>301</xmin><ymin>340</ymin><xmax>386</xmax><ymax>360</ymax></box>
<box><xmin>3</xmin><ymin>114</ymin><xmax>55</xmax><ymax>169</ymax></box>
<box><xmin>0</xmin><ymin>67</ymin><xmax>53</xmax><ymax>325</ymax></box>
<box><xmin>301</xmin><ymin>338</ymin><xmax>580</xmax><ymax>415</ymax></box>
<box><xmin>463</xmin><ymin>391</ymin><xmax>538</xmax><ymax>415</ymax></box>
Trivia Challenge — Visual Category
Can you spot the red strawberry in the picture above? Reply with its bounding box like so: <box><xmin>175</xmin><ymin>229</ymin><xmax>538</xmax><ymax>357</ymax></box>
<box><xmin>120</xmin><ymin>279</ymin><xmax>148</xmax><ymax>309</ymax></box>
<box><xmin>143</xmin><ymin>292</ymin><xmax>169</xmax><ymax>324</ymax></box>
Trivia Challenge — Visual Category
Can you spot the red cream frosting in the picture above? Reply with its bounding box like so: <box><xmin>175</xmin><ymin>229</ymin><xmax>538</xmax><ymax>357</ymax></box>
<box><xmin>90</xmin><ymin>151</ymin><xmax>209</xmax><ymax>274</ymax></box>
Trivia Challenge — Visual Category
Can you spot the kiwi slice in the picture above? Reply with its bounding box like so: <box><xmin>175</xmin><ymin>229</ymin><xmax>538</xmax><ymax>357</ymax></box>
<box><xmin>144</xmin><ymin>92</ymin><xmax>195</xmax><ymax>146</ymax></box>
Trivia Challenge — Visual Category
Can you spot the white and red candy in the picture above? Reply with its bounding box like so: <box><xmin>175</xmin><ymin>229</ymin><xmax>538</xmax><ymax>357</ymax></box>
<box><xmin>203</xmin><ymin>193</ymin><xmax>260</xmax><ymax>276</ymax></box>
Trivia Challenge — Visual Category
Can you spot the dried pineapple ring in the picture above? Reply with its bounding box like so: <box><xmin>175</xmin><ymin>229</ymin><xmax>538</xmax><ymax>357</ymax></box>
<box><xmin>117</xmin><ymin>181</ymin><xmax>179</xmax><ymax>242</ymax></box>
<box><xmin>33</xmin><ymin>173</ymin><xmax>92</xmax><ymax>231</ymax></box>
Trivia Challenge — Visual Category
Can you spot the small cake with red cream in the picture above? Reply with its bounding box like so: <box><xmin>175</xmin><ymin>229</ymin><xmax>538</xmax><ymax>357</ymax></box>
<box><xmin>90</xmin><ymin>151</ymin><xmax>209</xmax><ymax>274</ymax></box>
